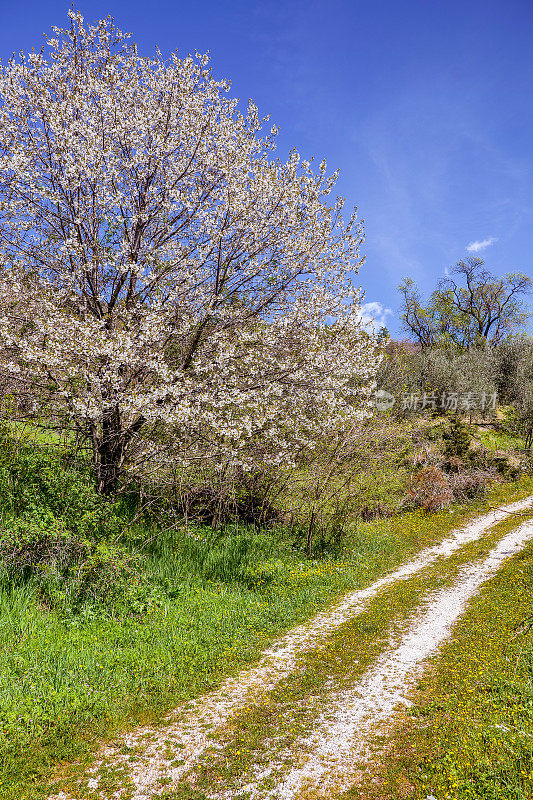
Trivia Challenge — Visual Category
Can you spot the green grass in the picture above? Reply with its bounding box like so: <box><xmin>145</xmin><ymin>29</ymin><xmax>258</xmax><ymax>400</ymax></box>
<box><xmin>1</xmin><ymin>476</ymin><xmax>531</xmax><ymax>800</ymax></box>
<box><xmin>476</xmin><ymin>424</ymin><xmax>523</xmax><ymax>452</ymax></box>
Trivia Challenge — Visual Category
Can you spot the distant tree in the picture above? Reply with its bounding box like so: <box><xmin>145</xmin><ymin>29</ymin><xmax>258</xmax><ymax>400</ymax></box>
<box><xmin>399</xmin><ymin>257</ymin><xmax>531</xmax><ymax>349</ymax></box>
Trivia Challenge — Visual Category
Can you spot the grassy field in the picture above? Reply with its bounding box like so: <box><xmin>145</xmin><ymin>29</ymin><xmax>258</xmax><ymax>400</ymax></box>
<box><xmin>0</xmin><ymin>414</ymin><xmax>531</xmax><ymax>798</ymax></box>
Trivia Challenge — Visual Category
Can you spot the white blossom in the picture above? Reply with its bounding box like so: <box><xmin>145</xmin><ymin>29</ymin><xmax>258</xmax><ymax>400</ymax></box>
<box><xmin>0</xmin><ymin>11</ymin><xmax>379</xmax><ymax>492</ymax></box>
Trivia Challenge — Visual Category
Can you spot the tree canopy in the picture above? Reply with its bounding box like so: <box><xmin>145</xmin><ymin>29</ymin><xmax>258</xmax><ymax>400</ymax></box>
<box><xmin>0</xmin><ymin>12</ymin><xmax>377</xmax><ymax>493</ymax></box>
<box><xmin>399</xmin><ymin>257</ymin><xmax>531</xmax><ymax>349</ymax></box>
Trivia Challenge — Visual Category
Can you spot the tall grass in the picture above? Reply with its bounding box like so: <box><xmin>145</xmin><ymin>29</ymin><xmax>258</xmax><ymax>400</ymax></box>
<box><xmin>143</xmin><ymin>524</ymin><xmax>279</xmax><ymax>587</ymax></box>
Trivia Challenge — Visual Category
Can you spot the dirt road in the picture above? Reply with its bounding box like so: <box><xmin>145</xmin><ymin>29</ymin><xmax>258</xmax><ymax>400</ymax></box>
<box><xmin>51</xmin><ymin>496</ymin><xmax>533</xmax><ymax>800</ymax></box>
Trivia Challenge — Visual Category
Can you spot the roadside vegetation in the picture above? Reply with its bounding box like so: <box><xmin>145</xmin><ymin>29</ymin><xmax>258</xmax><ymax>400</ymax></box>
<box><xmin>1</xmin><ymin>420</ymin><xmax>533</xmax><ymax>799</ymax></box>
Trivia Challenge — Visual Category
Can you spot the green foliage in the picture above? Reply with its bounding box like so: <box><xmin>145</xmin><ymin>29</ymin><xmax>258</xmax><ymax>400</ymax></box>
<box><xmin>0</xmin><ymin>431</ymin><xmax>152</xmax><ymax>613</ymax></box>
<box><xmin>143</xmin><ymin>525</ymin><xmax>279</xmax><ymax>588</ymax></box>
<box><xmin>0</xmin><ymin>511</ymin><xmax>142</xmax><ymax>610</ymax></box>
<box><xmin>443</xmin><ymin>416</ymin><xmax>472</xmax><ymax>458</ymax></box>
<box><xmin>0</xmin><ymin>427</ymin><xmax>120</xmax><ymax>540</ymax></box>
<box><xmin>0</xmin><ymin>512</ymin><xmax>79</xmax><ymax>580</ymax></box>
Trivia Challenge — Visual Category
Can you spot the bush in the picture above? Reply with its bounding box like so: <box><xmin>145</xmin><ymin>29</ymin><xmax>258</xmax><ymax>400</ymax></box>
<box><xmin>158</xmin><ymin>467</ymin><xmax>282</xmax><ymax>528</ymax></box>
<box><xmin>407</xmin><ymin>463</ymin><xmax>497</xmax><ymax>510</ymax></box>
<box><xmin>0</xmin><ymin>512</ymin><xmax>139</xmax><ymax>609</ymax></box>
<box><xmin>407</xmin><ymin>466</ymin><xmax>453</xmax><ymax>511</ymax></box>
<box><xmin>448</xmin><ymin>469</ymin><xmax>496</xmax><ymax>501</ymax></box>
<box><xmin>0</xmin><ymin>428</ymin><xmax>121</xmax><ymax>540</ymax></box>
<box><xmin>0</xmin><ymin>512</ymin><xmax>84</xmax><ymax>580</ymax></box>
<box><xmin>443</xmin><ymin>417</ymin><xmax>472</xmax><ymax>458</ymax></box>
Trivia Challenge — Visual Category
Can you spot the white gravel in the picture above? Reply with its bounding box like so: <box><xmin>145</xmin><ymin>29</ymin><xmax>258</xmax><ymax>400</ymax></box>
<box><xmin>49</xmin><ymin>496</ymin><xmax>533</xmax><ymax>800</ymax></box>
<box><xmin>269</xmin><ymin>519</ymin><xmax>533</xmax><ymax>799</ymax></box>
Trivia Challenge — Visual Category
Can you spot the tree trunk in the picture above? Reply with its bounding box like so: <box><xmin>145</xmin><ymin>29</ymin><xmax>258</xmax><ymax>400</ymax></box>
<box><xmin>96</xmin><ymin>450</ymin><xmax>122</xmax><ymax>495</ymax></box>
<box><xmin>94</xmin><ymin>404</ymin><xmax>125</xmax><ymax>495</ymax></box>
<box><xmin>91</xmin><ymin>405</ymin><xmax>146</xmax><ymax>495</ymax></box>
<box><xmin>307</xmin><ymin>511</ymin><xmax>315</xmax><ymax>557</ymax></box>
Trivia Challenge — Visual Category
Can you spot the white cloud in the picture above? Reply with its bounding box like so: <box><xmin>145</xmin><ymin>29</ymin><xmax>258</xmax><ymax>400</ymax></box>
<box><xmin>359</xmin><ymin>301</ymin><xmax>393</xmax><ymax>331</ymax></box>
<box><xmin>466</xmin><ymin>237</ymin><xmax>498</xmax><ymax>253</ymax></box>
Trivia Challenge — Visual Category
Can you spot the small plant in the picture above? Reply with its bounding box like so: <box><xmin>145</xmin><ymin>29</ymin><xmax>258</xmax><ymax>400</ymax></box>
<box><xmin>443</xmin><ymin>416</ymin><xmax>472</xmax><ymax>458</ymax></box>
<box><xmin>0</xmin><ymin>511</ymin><xmax>138</xmax><ymax>609</ymax></box>
<box><xmin>408</xmin><ymin>465</ymin><xmax>453</xmax><ymax>511</ymax></box>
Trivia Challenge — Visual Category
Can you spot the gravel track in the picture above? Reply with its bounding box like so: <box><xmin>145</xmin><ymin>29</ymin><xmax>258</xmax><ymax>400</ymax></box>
<box><xmin>263</xmin><ymin>519</ymin><xmax>533</xmax><ymax>799</ymax></box>
<box><xmin>50</xmin><ymin>496</ymin><xmax>533</xmax><ymax>800</ymax></box>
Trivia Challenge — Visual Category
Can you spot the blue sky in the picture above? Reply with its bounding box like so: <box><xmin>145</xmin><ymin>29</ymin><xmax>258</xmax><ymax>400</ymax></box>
<box><xmin>0</xmin><ymin>0</ymin><xmax>531</xmax><ymax>335</ymax></box>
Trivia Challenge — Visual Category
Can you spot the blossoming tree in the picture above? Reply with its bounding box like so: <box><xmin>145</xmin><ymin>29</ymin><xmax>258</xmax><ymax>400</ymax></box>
<box><xmin>0</xmin><ymin>11</ymin><xmax>378</xmax><ymax>494</ymax></box>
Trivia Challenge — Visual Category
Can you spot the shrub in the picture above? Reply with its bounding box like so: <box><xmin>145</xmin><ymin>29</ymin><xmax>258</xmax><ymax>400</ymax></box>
<box><xmin>443</xmin><ymin>455</ymin><xmax>464</xmax><ymax>473</ymax></box>
<box><xmin>448</xmin><ymin>469</ymin><xmax>496</xmax><ymax>501</ymax></box>
<box><xmin>0</xmin><ymin>512</ymin><xmax>138</xmax><ymax>609</ymax></box>
<box><xmin>407</xmin><ymin>466</ymin><xmax>453</xmax><ymax>511</ymax></box>
<box><xmin>443</xmin><ymin>417</ymin><xmax>472</xmax><ymax>458</ymax></box>
<box><xmin>489</xmin><ymin>451</ymin><xmax>522</xmax><ymax>479</ymax></box>
<box><xmin>0</xmin><ymin>512</ymin><xmax>84</xmax><ymax>580</ymax></box>
<box><xmin>0</xmin><ymin>427</ymin><xmax>122</xmax><ymax>540</ymax></box>
<box><xmin>156</xmin><ymin>464</ymin><xmax>283</xmax><ymax>529</ymax></box>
